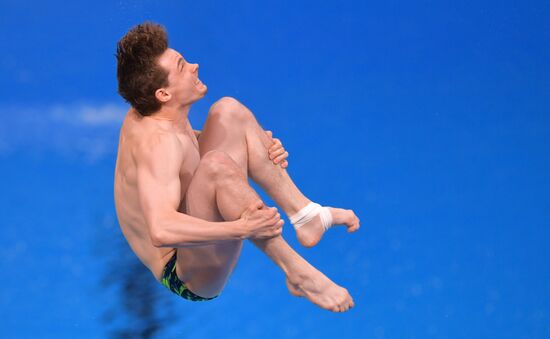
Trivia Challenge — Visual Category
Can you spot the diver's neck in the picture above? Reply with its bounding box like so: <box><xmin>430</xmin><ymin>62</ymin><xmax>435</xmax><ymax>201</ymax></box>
<box><xmin>150</xmin><ymin>104</ymin><xmax>191</xmax><ymax>126</ymax></box>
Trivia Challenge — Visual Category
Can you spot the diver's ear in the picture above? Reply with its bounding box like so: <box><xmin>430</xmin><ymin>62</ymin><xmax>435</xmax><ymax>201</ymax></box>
<box><xmin>155</xmin><ymin>88</ymin><xmax>172</xmax><ymax>103</ymax></box>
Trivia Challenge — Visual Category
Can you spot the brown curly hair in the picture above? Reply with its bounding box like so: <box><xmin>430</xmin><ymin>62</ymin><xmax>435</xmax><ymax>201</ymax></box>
<box><xmin>116</xmin><ymin>22</ymin><xmax>169</xmax><ymax>116</ymax></box>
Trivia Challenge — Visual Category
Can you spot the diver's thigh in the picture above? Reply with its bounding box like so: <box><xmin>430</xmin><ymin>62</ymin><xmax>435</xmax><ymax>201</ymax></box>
<box><xmin>198</xmin><ymin>102</ymin><xmax>248</xmax><ymax>175</ymax></box>
<box><xmin>175</xmin><ymin>241</ymin><xmax>243</xmax><ymax>298</ymax></box>
<box><xmin>174</xmin><ymin>159</ymin><xmax>244</xmax><ymax>297</ymax></box>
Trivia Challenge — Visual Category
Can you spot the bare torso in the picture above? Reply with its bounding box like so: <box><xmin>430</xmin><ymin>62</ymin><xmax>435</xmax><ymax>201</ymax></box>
<box><xmin>113</xmin><ymin>108</ymin><xmax>200</xmax><ymax>281</ymax></box>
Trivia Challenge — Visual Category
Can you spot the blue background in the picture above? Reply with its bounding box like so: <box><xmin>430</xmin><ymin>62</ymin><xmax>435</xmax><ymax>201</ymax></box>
<box><xmin>0</xmin><ymin>0</ymin><xmax>549</xmax><ymax>338</ymax></box>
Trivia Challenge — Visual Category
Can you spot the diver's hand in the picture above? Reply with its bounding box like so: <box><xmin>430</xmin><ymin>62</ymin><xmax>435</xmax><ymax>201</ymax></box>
<box><xmin>266</xmin><ymin>130</ymin><xmax>289</xmax><ymax>169</ymax></box>
<box><xmin>239</xmin><ymin>200</ymin><xmax>284</xmax><ymax>239</ymax></box>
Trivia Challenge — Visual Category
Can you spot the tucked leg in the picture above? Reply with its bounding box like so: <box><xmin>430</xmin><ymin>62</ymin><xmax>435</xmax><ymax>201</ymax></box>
<box><xmin>197</xmin><ymin>97</ymin><xmax>356</xmax><ymax>312</ymax></box>
<box><xmin>175</xmin><ymin>150</ymin><xmax>257</xmax><ymax>298</ymax></box>
<box><xmin>199</xmin><ymin>97</ymin><xmax>360</xmax><ymax>247</ymax></box>
<box><xmin>198</xmin><ymin>97</ymin><xmax>307</xmax><ymax>215</ymax></box>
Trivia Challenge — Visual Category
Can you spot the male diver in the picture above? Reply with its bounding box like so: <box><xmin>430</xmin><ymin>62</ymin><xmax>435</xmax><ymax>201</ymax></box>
<box><xmin>113</xmin><ymin>22</ymin><xmax>360</xmax><ymax>312</ymax></box>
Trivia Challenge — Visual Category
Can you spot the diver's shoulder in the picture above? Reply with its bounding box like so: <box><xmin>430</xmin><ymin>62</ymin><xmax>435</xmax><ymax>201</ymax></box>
<box><xmin>134</xmin><ymin>128</ymin><xmax>183</xmax><ymax>162</ymax></box>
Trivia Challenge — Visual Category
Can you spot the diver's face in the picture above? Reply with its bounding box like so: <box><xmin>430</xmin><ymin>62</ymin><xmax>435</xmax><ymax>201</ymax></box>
<box><xmin>157</xmin><ymin>48</ymin><xmax>207</xmax><ymax>107</ymax></box>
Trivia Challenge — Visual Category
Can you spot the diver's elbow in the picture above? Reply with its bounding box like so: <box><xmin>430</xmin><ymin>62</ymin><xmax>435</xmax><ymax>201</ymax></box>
<box><xmin>150</xmin><ymin>230</ymin><xmax>165</xmax><ymax>247</ymax></box>
<box><xmin>150</xmin><ymin>224</ymin><xmax>169</xmax><ymax>248</ymax></box>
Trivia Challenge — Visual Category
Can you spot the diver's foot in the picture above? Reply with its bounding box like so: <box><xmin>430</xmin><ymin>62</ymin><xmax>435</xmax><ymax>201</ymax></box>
<box><xmin>285</xmin><ymin>266</ymin><xmax>354</xmax><ymax>312</ymax></box>
<box><xmin>295</xmin><ymin>207</ymin><xmax>360</xmax><ymax>248</ymax></box>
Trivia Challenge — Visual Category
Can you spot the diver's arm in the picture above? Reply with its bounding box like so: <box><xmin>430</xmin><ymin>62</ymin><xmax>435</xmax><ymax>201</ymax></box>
<box><xmin>135</xmin><ymin>132</ymin><xmax>246</xmax><ymax>248</ymax></box>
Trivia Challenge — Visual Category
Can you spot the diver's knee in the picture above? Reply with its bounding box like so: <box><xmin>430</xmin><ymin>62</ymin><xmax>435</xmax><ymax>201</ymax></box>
<box><xmin>200</xmin><ymin>150</ymin><xmax>240</xmax><ymax>180</ymax></box>
<box><xmin>208</xmin><ymin>96</ymin><xmax>250</xmax><ymax>123</ymax></box>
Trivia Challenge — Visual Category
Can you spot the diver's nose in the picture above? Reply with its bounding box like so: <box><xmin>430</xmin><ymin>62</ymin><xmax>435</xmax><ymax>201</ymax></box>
<box><xmin>193</xmin><ymin>63</ymin><xmax>199</xmax><ymax>72</ymax></box>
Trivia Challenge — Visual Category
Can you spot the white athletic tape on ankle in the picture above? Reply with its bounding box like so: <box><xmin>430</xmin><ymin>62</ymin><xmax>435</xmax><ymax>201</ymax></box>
<box><xmin>318</xmin><ymin>206</ymin><xmax>333</xmax><ymax>231</ymax></box>
<box><xmin>289</xmin><ymin>202</ymin><xmax>333</xmax><ymax>231</ymax></box>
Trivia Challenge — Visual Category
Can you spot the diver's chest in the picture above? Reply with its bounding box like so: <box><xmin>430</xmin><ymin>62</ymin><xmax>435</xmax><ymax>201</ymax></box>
<box><xmin>173</xmin><ymin>127</ymin><xmax>201</xmax><ymax>198</ymax></box>
<box><xmin>178</xmin><ymin>146</ymin><xmax>201</xmax><ymax>193</ymax></box>
<box><xmin>177</xmin><ymin>147</ymin><xmax>200</xmax><ymax>213</ymax></box>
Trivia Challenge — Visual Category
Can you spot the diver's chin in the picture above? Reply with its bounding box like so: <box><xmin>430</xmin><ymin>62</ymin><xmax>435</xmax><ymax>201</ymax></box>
<box><xmin>199</xmin><ymin>84</ymin><xmax>208</xmax><ymax>96</ymax></box>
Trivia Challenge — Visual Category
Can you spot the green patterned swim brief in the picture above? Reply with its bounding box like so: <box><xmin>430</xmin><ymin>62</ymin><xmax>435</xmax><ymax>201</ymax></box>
<box><xmin>160</xmin><ymin>252</ymin><xmax>219</xmax><ymax>302</ymax></box>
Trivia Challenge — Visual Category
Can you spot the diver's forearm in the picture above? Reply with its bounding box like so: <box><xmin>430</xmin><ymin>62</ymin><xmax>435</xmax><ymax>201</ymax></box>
<box><xmin>151</xmin><ymin>210</ymin><xmax>245</xmax><ymax>248</ymax></box>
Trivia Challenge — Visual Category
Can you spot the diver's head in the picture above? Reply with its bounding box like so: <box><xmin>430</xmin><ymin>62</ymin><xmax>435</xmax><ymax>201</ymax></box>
<box><xmin>155</xmin><ymin>48</ymin><xmax>207</xmax><ymax>111</ymax></box>
<box><xmin>116</xmin><ymin>22</ymin><xmax>206</xmax><ymax>116</ymax></box>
